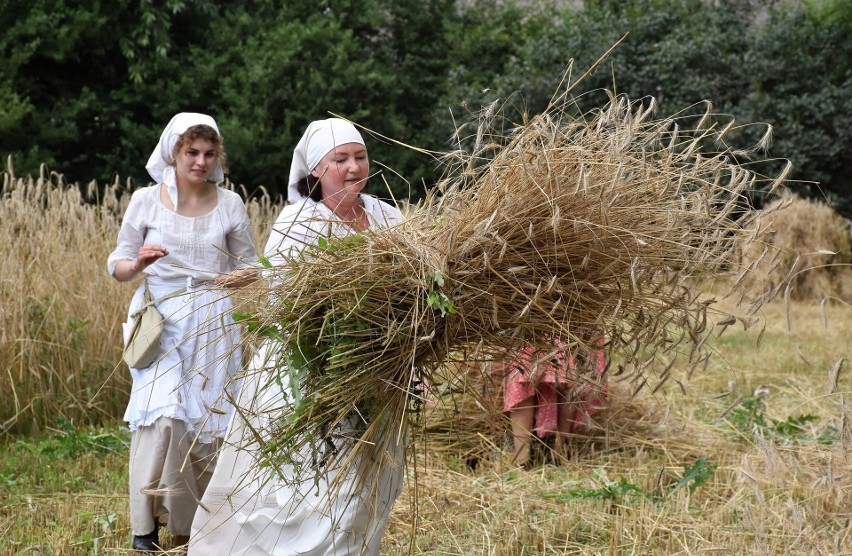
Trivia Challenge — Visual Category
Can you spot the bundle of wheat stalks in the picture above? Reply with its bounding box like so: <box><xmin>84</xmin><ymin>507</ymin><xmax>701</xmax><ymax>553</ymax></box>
<box><xmin>237</xmin><ymin>91</ymin><xmax>786</xmax><ymax>495</ymax></box>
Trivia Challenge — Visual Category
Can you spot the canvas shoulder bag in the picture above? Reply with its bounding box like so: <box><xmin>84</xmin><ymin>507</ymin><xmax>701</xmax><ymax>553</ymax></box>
<box><xmin>122</xmin><ymin>279</ymin><xmax>186</xmax><ymax>369</ymax></box>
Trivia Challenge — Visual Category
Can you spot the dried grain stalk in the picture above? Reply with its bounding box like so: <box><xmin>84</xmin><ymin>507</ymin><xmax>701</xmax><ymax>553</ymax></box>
<box><xmin>234</xmin><ymin>90</ymin><xmax>784</xmax><ymax>501</ymax></box>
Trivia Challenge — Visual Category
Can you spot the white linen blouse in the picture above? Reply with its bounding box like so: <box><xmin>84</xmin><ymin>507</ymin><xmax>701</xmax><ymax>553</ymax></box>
<box><xmin>107</xmin><ymin>184</ymin><xmax>256</xmax><ymax>280</ymax></box>
<box><xmin>264</xmin><ymin>195</ymin><xmax>403</xmax><ymax>267</ymax></box>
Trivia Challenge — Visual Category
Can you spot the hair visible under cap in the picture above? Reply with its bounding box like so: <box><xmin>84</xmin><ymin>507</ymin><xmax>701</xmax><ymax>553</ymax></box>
<box><xmin>173</xmin><ymin>124</ymin><xmax>228</xmax><ymax>175</ymax></box>
<box><xmin>295</xmin><ymin>169</ymin><xmax>371</xmax><ymax>203</ymax></box>
<box><xmin>297</xmin><ymin>174</ymin><xmax>323</xmax><ymax>202</ymax></box>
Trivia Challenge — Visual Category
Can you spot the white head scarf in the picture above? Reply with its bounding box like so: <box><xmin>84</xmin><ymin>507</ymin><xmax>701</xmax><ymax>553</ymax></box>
<box><xmin>287</xmin><ymin>118</ymin><xmax>365</xmax><ymax>202</ymax></box>
<box><xmin>145</xmin><ymin>112</ymin><xmax>225</xmax><ymax>209</ymax></box>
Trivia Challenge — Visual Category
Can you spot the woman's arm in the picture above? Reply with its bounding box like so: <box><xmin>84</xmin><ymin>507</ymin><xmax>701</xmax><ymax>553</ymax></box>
<box><xmin>112</xmin><ymin>244</ymin><xmax>169</xmax><ymax>282</ymax></box>
<box><xmin>108</xmin><ymin>190</ymin><xmax>168</xmax><ymax>281</ymax></box>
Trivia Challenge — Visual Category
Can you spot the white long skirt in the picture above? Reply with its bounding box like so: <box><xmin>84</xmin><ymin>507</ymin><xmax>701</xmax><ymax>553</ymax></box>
<box><xmin>188</xmin><ymin>342</ymin><xmax>406</xmax><ymax>556</ymax></box>
<box><xmin>123</xmin><ymin>276</ymin><xmax>242</xmax><ymax>443</ymax></box>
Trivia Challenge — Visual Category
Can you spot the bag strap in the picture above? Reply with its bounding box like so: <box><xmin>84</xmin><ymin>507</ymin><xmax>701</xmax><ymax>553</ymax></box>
<box><xmin>130</xmin><ymin>278</ymin><xmax>190</xmax><ymax>319</ymax></box>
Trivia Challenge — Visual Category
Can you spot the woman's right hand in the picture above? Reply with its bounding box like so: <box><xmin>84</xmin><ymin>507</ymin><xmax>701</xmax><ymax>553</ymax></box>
<box><xmin>112</xmin><ymin>244</ymin><xmax>168</xmax><ymax>282</ymax></box>
<box><xmin>132</xmin><ymin>244</ymin><xmax>169</xmax><ymax>272</ymax></box>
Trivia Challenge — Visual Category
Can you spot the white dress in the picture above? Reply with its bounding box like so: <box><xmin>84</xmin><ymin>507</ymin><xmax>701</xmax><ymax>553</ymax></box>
<box><xmin>189</xmin><ymin>196</ymin><xmax>406</xmax><ymax>555</ymax></box>
<box><xmin>107</xmin><ymin>184</ymin><xmax>257</xmax><ymax>442</ymax></box>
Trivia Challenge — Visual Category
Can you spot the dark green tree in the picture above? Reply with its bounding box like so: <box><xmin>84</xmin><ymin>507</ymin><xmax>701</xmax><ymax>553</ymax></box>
<box><xmin>482</xmin><ymin>0</ymin><xmax>752</xmax><ymax>126</ymax></box>
<box><xmin>430</xmin><ymin>0</ymin><xmax>532</xmax><ymax>147</ymax></box>
<box><xmin>2</xmin><ymin>0</ymin><xmax>851</xmax><ymax>216</ymax></box>
<box><xmin>211</xmin><ymin>0</ymin><xmax>456</xmax><ymax>200</ymax></box>
<box><xmin>735</xmin><ymin>0</ymin><xmax>852</xmax><ymax>216</ymax></box>
<box><xmin>0</xmin><ymin>0</ymin><xmax>225</xmax><ymax>186</ymax></box>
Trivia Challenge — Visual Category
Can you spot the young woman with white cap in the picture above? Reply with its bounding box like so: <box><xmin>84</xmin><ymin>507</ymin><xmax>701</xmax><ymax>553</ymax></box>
<box><xmin>108</xmin><ymin>113</ymin><xmax>257</xmax><ymax>551</ymax></box>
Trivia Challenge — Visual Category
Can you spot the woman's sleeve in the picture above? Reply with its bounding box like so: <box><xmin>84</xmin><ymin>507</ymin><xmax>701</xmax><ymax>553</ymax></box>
<box><xmin>226</xmin><ymin>199</ymin><xmax>259</xmax><ymax>269</ymax></box>
<box><xmin>263</xmin><ymin>204</ymin><xmax>319</xmax><ymax>267</ymax></box>
<box><xmin>106</xmin><ymin>191</ymin><xmax>147</xmax><ymax>277</ymax></box>
<box><xmin>260</xmin><ymin>203</ymin><xmax>323</xmax><ymax>290</ymax></box>
<box><xmin>373</xmin><ymin>198</ymin><xmax>404</xmax><ymax>227</ymax></box>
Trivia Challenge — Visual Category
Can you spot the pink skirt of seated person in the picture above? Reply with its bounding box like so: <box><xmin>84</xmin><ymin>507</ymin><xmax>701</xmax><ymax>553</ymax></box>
<box><xmin>503</xmin><ymin>335</ymin><xmax>608</xmax><ymax>437</ymax></box>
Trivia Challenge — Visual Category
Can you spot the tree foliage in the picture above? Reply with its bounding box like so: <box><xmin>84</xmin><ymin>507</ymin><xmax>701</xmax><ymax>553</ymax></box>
<box><xmin>1</xmin><ymin>0</ymin><xmax>851</xmax><ymax>216</ymax></box>
<box><xmin>737</xmin><ymin>0</ymin><xmax>852</xmax><ymax>215</ymax></box>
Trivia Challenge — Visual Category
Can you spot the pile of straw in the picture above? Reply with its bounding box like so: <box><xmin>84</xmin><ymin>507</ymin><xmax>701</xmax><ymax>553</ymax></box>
<box><xmin>240</xmin><ymin>91</ymin><xmax>786</xmax><ymax>492</ymax></box>
<box><xmin>740</xmin><ymin>193</ymin><xmax>852</xmax><ymax>300</ymax></box>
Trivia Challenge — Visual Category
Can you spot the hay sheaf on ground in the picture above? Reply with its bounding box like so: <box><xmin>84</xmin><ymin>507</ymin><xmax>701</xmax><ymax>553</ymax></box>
<box><xmin>741</xmin><ymin>193</ymin><xmax>852</xmax><ymax>301</ymax></box>
<box><xmin>236</xmin><ymin>86</ymin><xmax>789</xmax><ymax>499</ymax></box>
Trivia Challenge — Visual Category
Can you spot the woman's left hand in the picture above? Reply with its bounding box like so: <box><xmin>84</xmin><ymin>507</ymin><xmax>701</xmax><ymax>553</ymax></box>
<box><xmin>214</xmin><ymin>268</ymin><xmax>258</xmax><ymax>289</ymax></box>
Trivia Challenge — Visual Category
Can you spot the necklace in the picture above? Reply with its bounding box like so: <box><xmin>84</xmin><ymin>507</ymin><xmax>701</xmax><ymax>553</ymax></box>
<box><xmin>350</xmin><ymin>199</ymin><xmax>369</xmax><ymax>231</ymax></box>
<box><xmin>333</xmin><ymin>197</ymin><xmax>369</xmax><ymax>231</ymax></box>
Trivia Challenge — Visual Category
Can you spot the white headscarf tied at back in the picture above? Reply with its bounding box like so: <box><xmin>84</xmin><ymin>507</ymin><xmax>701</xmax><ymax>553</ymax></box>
<box><xmin>287</xmin><ymin>118</ymin><xmax>365</xmax><ymax>203</ymax></box>
<box><xmin>145</xmin><ymin>112</ymin><xmax>225</xmax><ymax>210</ymax></box>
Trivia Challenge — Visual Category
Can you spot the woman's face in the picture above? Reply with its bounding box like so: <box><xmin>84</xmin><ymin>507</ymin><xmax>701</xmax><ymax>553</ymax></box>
<box><xmin>174</xmin><ymin>138</ymin><xmax>217</xmax><ymax>186</ymax></box>
<box><xmin>312</xmin><ymin>142</ymin><xmax>368</xmax><ymax>202</ymax></box>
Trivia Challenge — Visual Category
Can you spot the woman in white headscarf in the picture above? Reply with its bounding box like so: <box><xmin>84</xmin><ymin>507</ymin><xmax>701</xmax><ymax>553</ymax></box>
<box><xmin>188</xmin><ymin>118</ymin><xmax>405</xmax><ymax>556</ymax></box>
<box><xmin>107</xmin><ymin>113</ymin><xmax>257</xmax><ymax>551</ymax></box>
